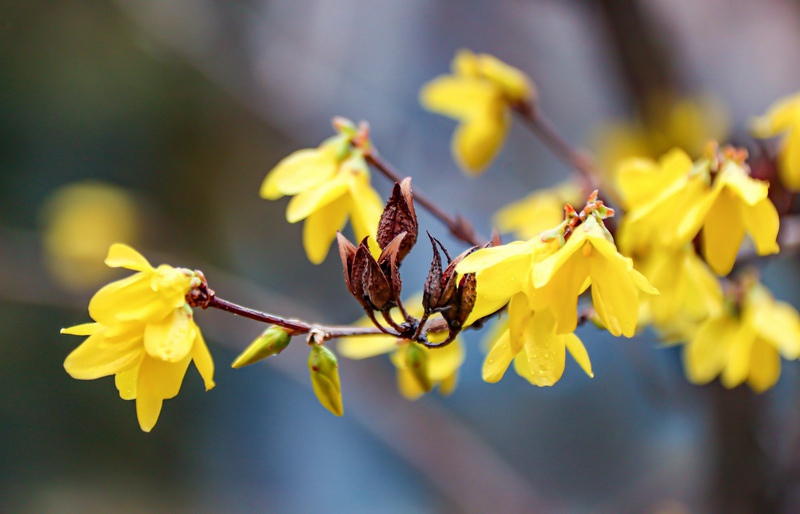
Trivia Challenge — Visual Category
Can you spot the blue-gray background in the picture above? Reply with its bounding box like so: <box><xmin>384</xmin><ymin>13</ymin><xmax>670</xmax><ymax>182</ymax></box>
<box><xmin>2</xmin><ymin>1</ymin><xmax>800</xmax><ymax>512</ymax></box>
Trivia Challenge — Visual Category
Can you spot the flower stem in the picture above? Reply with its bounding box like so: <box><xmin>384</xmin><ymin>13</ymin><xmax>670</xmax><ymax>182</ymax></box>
<box><xmin>513</xmin><ymin>102</ymin><xmax>611</xmax><ymax>199</ymax></box>
<box><xmin>365</xmin><ymin>152</ymin><xmax>485</xmax><ymax>247</ymax></box>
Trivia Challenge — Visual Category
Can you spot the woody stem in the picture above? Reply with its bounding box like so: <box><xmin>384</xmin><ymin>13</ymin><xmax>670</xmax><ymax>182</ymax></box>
<box><xmin>204</xmin><ymin>295</ymin><xmax>402</xmax><ymax>341</ymax></box>
<box><xmin>513</xmin><ymin>102</ymin><xmax>612</xmax><ymax>200</ymax></box>
<box><xmin>365</xmin><ymin>152</ymin><xmax>485</xmax><ymax>247</ymax></box>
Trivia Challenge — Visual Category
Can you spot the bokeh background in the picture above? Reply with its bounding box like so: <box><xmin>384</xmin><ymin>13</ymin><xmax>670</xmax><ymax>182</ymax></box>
<box><xmin>2</xmin><ymin>0</ymin><xmax>800</xmax><ymax>512</ymax></box>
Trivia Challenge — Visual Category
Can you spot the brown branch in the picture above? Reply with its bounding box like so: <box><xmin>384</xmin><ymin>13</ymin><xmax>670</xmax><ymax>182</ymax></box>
<box><xmin>364</xmin><ymin>152</ymin><xmax>486</xmax><ymax>247</ymax></box>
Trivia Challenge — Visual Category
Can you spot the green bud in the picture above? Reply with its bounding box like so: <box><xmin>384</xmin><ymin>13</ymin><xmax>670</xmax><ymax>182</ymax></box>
<box><xmin>308</xmin><ymin>345</ymin><xmax>344</xmax><ymax>416</ymax></box>
<box><xmin>405</xmin><ymin>342</ymin><xmax>432</xmax><ymax>393</ymax></box>
<box><xmin>231</xmin><ymin>326</ymin><xmax>292</xmax><ymax>369</ymax></box>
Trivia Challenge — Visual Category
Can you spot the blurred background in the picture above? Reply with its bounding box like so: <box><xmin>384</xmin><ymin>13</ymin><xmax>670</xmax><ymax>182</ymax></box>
<box><xmin>2</xmin><ymin>0</ymin><xmax>800</xmax><ymax>512</ymax></box>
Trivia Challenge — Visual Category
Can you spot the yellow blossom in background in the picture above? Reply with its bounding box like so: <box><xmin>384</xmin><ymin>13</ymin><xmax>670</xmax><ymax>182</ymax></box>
<box><xmin>752</xmin><ymin>91</ymin><xmax>800</xmax><ymax>191</ymax></box>
<box><xmin>618</xmin><ymin>148</ymin><xmax>780</xmax><ymax>275</ymax></box>
<box><xmin>637</xmin><ymin>246</ymin><xmax>722</xmax><ymax>342</ymax></box>
<box><xmin>40</xmin><ymin>181</ymin><xmax>140</xmax><ymax>291</ymax></box>
<box><xmin>260</xmin><ymin>124</ymin><xmax>383</xmax><ymax>264</ymax></box>
<box><xmin>493</xmin><ymin>180</ymin><xmax>583</xmax><ymax>240</ymax></box>
<box><xmin>61</xmin><ymin>244</ymin><xmax>215</xmax><ymax>432</ymax></box>
<box><xmin>338</xmin><ymin>299</ymin><xmax>465</xmax><ymax>399</ymax></box>
<box><xmin>683</xmin><ymin>279</ymin><xmax>800</xmax><ymax>393</ymax></box>
<box><xmin>420</xmin><ymin>49</ymin><xmax>534</xmax><ymax>174</ymax></box>
<box><xmin>593</xmin><ymin>93</ymin><xmax>729</xmax><ymax>186</ymax></box>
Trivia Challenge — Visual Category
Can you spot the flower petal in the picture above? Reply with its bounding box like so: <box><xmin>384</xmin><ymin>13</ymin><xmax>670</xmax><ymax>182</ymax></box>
<box><xmin>260</xmin><ymin>146</ymin><xmax>339</xmax><ymax>200</ymax></box>
<box><xmin>61</xmin><ymin>322</ymin><xmax>101</xmax><ymax>336</ymax></box>
<box><xmin>115</xmin><ymin>363</ymin><xmax>140</xmax><ymax>400</ymax></box>
<box><xmin>301</xmin><ymin>194</ymin><xmax>350</xmax><ymax>264</ymax></box>
<box><xmin>482</xmin><ymin>329</ymin><xmax>514</xmax><ymax>383</ymax></box>
<box><xmin>338</xmin><ymin>334</ymin><xmax>399</xmax><ymax>359</ymax></box>
<box><xmin>565</xmin><ymin>334</ymin><xmax>593</xmax><ymax>378</ymax></box>
<box><xmin>191</xmin><ymin>329</ymin><xmax>216</xmax><ymax>391</ymax></box>
<box><xmin>452</xmin><ymin>110</ymin><xmax>509</xmax><ymax>173</ymax></box>
<box><xmin>347</xmin><ymin>175</ymin><xmax>383</xmax><ymax>243</ymax></box>
<box><xmin>742</xmin><ymin>199</ymin><xmax>780</xmax><ymax>257</ymax></box>
<box><xmin>285</xmin><ymin>175</ymin><xmax>349</xmax><ymax>224</ymax></box>
<box><xmin>64</xmin><ymin>329</ymin><xmax>143</xmax><ymax>380</ymax></box>
<box><xmin>143</xmin><ymin>308</ymin><xmax>196</xmax><ymax>363</ymax></box>
<box><xmin>747</xmin><ymin>337</ymin><xmax>781</xmax><ymax>393</ymax></box>
<box><xmin>420</xmin><ymin>76</ymin><xmax>499</xmax><ymax>121</ymax></box>
<box><xmin>702</xmin><ymin>190</ymin><xmax>746</xmax><ymax>276</ymax></box>
<box><xmin>590</xmin><ymin>245</ymin><xmax>640</xmax><ymax>337</ymax></box>
<box><xmin>684</xmin><ymin>316</ymin><xmax>733</xmax><ymax>385</ymax></box>
<box><xmin>104</xmin><ymin>243</ymin><xmax>153</xmax><ymax>272</ymax></box>
<box><xmin>720</xmin><ymin>324</ymin><xmax>756</xmax><ymax>389</ymax></box>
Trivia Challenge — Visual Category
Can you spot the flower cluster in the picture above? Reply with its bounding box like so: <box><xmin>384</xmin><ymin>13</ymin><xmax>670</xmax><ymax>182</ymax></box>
<box><xmin>62</xmin><ymin>244</ymin><xmax>214</xmax><ymax>432</ymax></box>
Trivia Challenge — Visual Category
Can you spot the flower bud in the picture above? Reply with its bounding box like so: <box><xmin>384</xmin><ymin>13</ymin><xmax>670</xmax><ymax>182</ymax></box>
<box><xmin>231</xmin><ymin>326</ymin><xmax>291</xmax><ymax>369</ymax></box>
<box><xmin>308</xmin><ymin>345</ymin><xmax>344</xmax><ymax>416</ymax></box>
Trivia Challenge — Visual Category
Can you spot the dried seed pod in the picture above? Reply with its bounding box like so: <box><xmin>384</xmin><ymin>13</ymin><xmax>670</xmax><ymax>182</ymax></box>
<box><xmin>377</xmin><ymin>178</ymin><xmax>418</xmax><ymax>265</ymax></box>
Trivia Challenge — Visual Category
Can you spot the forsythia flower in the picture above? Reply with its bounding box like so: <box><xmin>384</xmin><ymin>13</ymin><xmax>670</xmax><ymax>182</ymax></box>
<box><xmin>260</xmin><ymin>120</ymin><xmax>383</xmax><ymax>264</ymax></box>
<box><xmin>338</xmin><ymin>301</ymin><xmax>465</xmax><ymax>399</ymax></box>
<box><xmin>420</xmin><ymin>49</ymin><xmax>534</xmax><ymax>174</ymax></box>
<box><xmin>618</xmin><ymin>147</ymin><xmax>780</xmax><ymax>275</ymax></box>
<box><xmin>683</xmin><ymin>278</ymin><xmax>800</xmax><ymax>393</ymax></box>
<box><xmin>637</xmin><ymin>245</ymin><xmax>723</xmax><ymax>342</ymax></box>
<box><xmin>752</xmin><ymin>91</ymin><xmax>800</xmax><ymax>191</ymax></box>
<box><xmin>593</xmin><ymin>93</ymin><xmax>729</xmax><ymax>184</ymax></box>
<box><xmin>493</xmin><ymin>180</ymin><xmax>583</xmax><ymax>240</ymax></box>
<box><xmin>458</xmin><ymin>192</ymin><xmax>656</xmax><ymax>386</ymax></box>
<box><xmin>61</xmin><ymin>244</ymin><xmax>215</xmax><ymax>432</ymax></box>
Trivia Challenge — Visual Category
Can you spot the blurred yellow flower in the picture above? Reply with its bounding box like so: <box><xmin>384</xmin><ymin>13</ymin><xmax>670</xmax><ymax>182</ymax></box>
<box><xmin>752</xmin><ymin>91</ymin><xmax>800</xmax><ymax>191</ymax></box>
<box><xmin>40</xmin><ymin>181</ymin><xmax>139</xmax><ymax>291</ymax></box>
<box><xmin>618</xmin><ymin>148</ymin><xmax>780</xmax><ymax>275</ymax></box>
<box><xmin>493</xmin><ymin>180</ymin><xmax>583</xmax><ymax>240</ymax></box>
<box><xmin>638</xmin><ymin>246</ymin><xmax>722</xmax><ymax>342</ymax></box>
<box><xmin>683</xmin><ymin>279</ymin><xmax>800</xmax><ymax>393</ymax></box>
<box><xmin>338</xmin><ymin>300</ymin><xmax>465</xmax><ymax>399</ymax></box>
<box><xmin>260</xmin><ymin>128</ymin><xmax>383</xmax><ymax>264</ymax></box>
<box><xmin>593</xmin><ymin>93</ymin><xmax>729</xmax><ymax>184</ymax></box>
<box><xmin>420</xmin><ymin>49</ymin><xmax>534</xmax><ymax>174</ymax></box>
<box><xmin>61</xmin><ymin>243</ymin><xmax>215</xmax><ymax>432</ymax></box>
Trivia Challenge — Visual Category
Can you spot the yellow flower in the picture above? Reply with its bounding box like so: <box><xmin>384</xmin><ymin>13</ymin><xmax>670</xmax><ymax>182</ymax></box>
<box><xmin>593</xmin><ymin>93</ymin><xmax>729</xmax><ymax>185</ymax></box>
<box><xmin>459</xmin><ymin>193</ymin><xmax>655</xmax><ymax>386</ymax></box>
<box><xmin>683</xmin><ymin>279</ymin><xmax>800</xmax><ymax>393</ymax></box>
<box><xmin>493</xmin><ymin>180</ymin><xmax>583</xmax><ymax>240</ymax></box>
<box><xmin>260</xmin><ymin>127</ymin><xmax>383</xmax><ymax>264</ymax></box>
<box><xmin>338</xmin><ymin>299</ymin><xmax>465</xmax><ymax>399</ymax></box>
<box><xmin>481</xmin><ymin>299</ymin><xmax>593</xmax><ymax>387</ymax></box>
<box><xmin>40</xmin><ymin>181</ymin><xmax>140</xmax><ymax>291</ymax></box>
<box><xmin>752</xmin><ymin>92</ymin><xmax>800</xmax><ymax>191</ymax></box>
<box><xmin>637</xmin><ymin>246</ymin><xmax>722</xmax><ymax>342</ymax></box>
<box><xmin>420</xmin><ymin>49</ymin><xmax>534</xmax><ymax>174</ymax></box>
<box><xmin>533</xmin><ymin>215</ymin><xmax>657</xmax><ymax>337</ymax></box>
<box><xmin>61</xmin><ymin>244</ymin><xmax>215</xmax><ymax>432</ymax></box>
<box><xmin>618</xmin><ymin>148</ymin><xmax>780</xmax><ymax>275</ymax></box>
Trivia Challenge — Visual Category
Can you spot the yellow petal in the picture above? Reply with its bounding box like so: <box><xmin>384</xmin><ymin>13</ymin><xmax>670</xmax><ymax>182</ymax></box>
<box><xmin>589</xmin><ymin>246</ymin><xmax>640</xmax><ymax>337</ymax></box>
<box><xmin>438</xmin><ymin>372</ymin><xmax>458</xmax><ymax>396</ymax></box>
<box><xmin>139</xmin><ymin>353</ymin><xmax>192</xmax><ymax>401</ymax></box>
<box><xmin>717</xmin><ymin>161</ymin><xmax>769</xmax><ymax>206</ymax></box>
<box><xmin>285</xmin><ymin>175</ymin><xmax>349</xmax><ymax>223</ymax></box>
<box><xmin>191</xmin><ymin>329</ymin><xmax>216</xmax><ymax>391</ymax></box>
<box><xmin>426</xmin><ymin>340</ymin><xmax>465</xmax><ymax>381</ymax></box>
<box><xmin>535</xmin><ymin>242</ymin><xmax>590</xmax><ymax>335</ymax></box>
<box><xmin>452</xmin><ymin>110</ymin><xmax>509</xmax><ymax>174</ymax></box>
<box><xmin>684</xmin><ymin>316</ymin><xmax>734</xmax><ymax>385</ymax></box>
<box><xmin>347</xmin><ymin>175</ymin><xmax>383</xmax><ymax>243</ymax></box>
<box><xmin>742</xmin><ymin>199</ymin><xmax>780</xmax><ymax>256</ymax></box>
<box><xmin>565</xmin><ymin>334</ymin><xmax>593</xmax><ymax>378</ymax></box>
<box><xmin>143</xmin><ymin>308</ymin><xmax>196</xmax><ymax>362</ymax></box>
<box><xmin>751</xmin><ymin>92</ymin><xmax>800</xmax><ymax>137</ymax></box>
<box><xmin>302</xmin><ymin>194</ymin><xmax>350</xmax><ymax>264</ymax></box>
<box><xmin>115</xmin><ymin>364</ymin><xmax>140</xmax><ymax>400</ymax></box>
<box><xmin>747</xmin><ymin>337</ymin><xmax>781</xmax><ymax>393</ymax></box>
<box><xmin>338</xmin><ymin>334</ymin><xmax>399</xmax><ymax>359</ymax></box>
<box><xmin>104</xmin><ymin>243</ymin><xmax>153</xmax><ymax>272</ymax></box>
<box><xmin>61</xmin><ymin>322</ymin><xmax>101</xmax><ymax>336</ymax></box>
<box><xmin>135</xmin><ymin>388</ymin><xmax>163</xmax><ymax>433</ymax></box>
<box><xmin>516</xmin><ymin>331</ymin><xmax>566</xmax><ymax>387</ymax></box>
<box><xmin>260</xmin><ymin>146</ymin><xmax>339</xmax><ymax>200</ymax></box>
<box><xmin>749</xmin><ymin>300</ymin><xmax>800</xmax><ymax>359</ymax></box>
<box><xmin>720</xmin><ymin>324</ymin><xmax>757</xmax><ymax>389</ymax></box>
<box><xmin>420</xmin><ymin>76</ymin><xmax>499</xmax><ymax>121</ymax></box>
<box><xmin>475</xmin><ymin>53</ymin><xmax>532</xmax><ymax>102</ymax></box>
<box><xmin>508</xmin><ymin>293</ymin><xmax>532</xmax><ymax>354</ymax></box>
<box><xmin>397</xmin><ymin>366</ymin><xmax>425</xmax><ymax>400</ymax></box>
<box><xmin>702</xmin><ymin>190</ymin><xmax>745</xmax><ymax>276</ymax></box>
<box><xmin>88</xmin><ymin>272</ymin><xmax>153</xmax><ymax>324</ymax></box>
<box><xmin>64</xmin><ymin>329</ymin><xmax>143</xmax><ymax>380</ymax></box>
<box><xmin>482</xmin><ymin>328</ymin><xmax>514</xmax><ymax>383</ymax></box>
<box><xmin>779</xmin><ymin>129</ymin><xmax>800</xmax><ymax>191</ymax></box>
